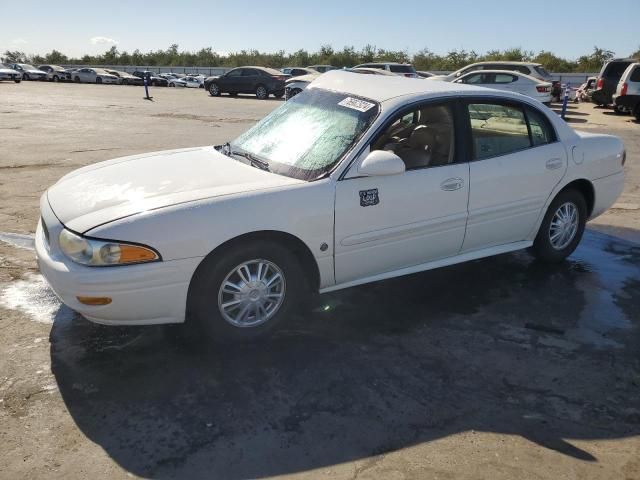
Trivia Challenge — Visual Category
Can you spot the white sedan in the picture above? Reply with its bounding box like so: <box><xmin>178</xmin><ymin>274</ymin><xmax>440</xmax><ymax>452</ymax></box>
<box><xmin>72</xmin><ymin>68</ymin><xmax>119</xmax><ymax>84</ymax></box>
<box><xmin>453</xmin><ymin>70</ymin><xmax>553</xmax><ymax>104</ymax></box>
<box><xmin>36</xmin><ymin>72</ymin><xmax>625</xmax><ymax>342</ymax></box>
<box><xmin>168</xmin><ymin>77</ymin><xmax>187</xmax><ymax>87</ymax></box>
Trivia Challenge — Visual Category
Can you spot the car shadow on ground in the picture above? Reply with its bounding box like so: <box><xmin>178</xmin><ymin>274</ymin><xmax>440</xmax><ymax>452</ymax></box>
<box><xmin>49</xmin><ymin>231</ymin><xmax>640</xmax><ymax>479</ymax></box>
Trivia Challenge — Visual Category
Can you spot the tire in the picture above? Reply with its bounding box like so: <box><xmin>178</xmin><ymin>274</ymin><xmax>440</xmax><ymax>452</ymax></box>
<box><xmin>52</xmin><ymin>75</ymin><xmax>59</xmax><ymax>82</ymax></box>
<box><xmin>122</xmin><ymin>79</ymin><xmax>128</xmax><ymax>85</ymax></box>
<box><xmin>22</xmin><ymin>73</ymin><xmax>29</xmax><ymax>81</ymax></box>
<box><xmin>74</xmin><ymin>76</ymin><xmax>80</xmax><ymax>83</ymax></box>
<box><xmin>613</xmin><ymin>105</ymin><xmax>626</xmax><ymax>115</ymax></box>
<box><xmin>96</xmin><ymin>77</ymin><xmax>102</xmax><ymax>84</ymax></box>
<box><xmin>188</xmin><ymin>240</ymin><xmax>307</xmax><ymax>343</ymax></box>
<box><xmin>169</xmin><ymin>82</ymin><xmax>175</xmax><ymax>87</ymax></box>
<box><xmin>208</xmin><ymin>83</ymin><xmax>220</xmax><ymax>96</ymax></box>
<box><xmin>255</xmin><ymin>84</ymin><xmax>268</xmax><ymax>100</ymax></box>
<box><xmin>14</xmin><ymin>78</ymin><xmax>21</xmax><ymax>83</ymax></box>
<box><xmin>531</xmin><ymin>189</ymin><xmax>587</xmax><ymax>263</ymax></box>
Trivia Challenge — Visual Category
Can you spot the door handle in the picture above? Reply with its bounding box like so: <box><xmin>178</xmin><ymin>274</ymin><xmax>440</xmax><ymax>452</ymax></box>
<box><xmin>440</xmin><ymin>177</ymin><xmax>464</xmax><ymax>191</ymax></box>
<box><xmin>545</xmin><ymin>158</ymin><xmax>563</xmax><ymax>170</ymax></box>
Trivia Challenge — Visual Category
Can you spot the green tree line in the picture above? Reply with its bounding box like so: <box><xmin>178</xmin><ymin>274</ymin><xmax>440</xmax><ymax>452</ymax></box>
<box><xmin>3</xmin><ymin>44</ymin><xmax>639</xmax><ymax>72</ymax></box>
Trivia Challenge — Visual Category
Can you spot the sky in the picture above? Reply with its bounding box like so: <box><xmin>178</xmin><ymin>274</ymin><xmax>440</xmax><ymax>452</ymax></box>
<box><xmin>1</xmin><ymin>0</ymin><xmax>638</xmax><ymax>60</ymax></box>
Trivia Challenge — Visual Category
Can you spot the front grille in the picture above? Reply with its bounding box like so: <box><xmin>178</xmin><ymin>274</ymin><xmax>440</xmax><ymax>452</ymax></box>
<box><xmin>41</xmin><ymin>217</ymin><xmax>50</xmax><ymax>246</ymax></box>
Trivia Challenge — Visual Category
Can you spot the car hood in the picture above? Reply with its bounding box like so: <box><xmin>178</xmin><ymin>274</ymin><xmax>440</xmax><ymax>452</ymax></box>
<box><xmin>286</xmin><ymin>73</ymin><xmax>319</xmax><ymax>84</ymax></box>
<box><xmin>47</xmin><ymin>147</ymin><xmax>304</xmax><ymax>233</ymax></box>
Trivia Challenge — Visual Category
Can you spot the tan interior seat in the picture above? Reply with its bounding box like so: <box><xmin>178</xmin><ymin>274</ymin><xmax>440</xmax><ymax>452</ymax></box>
<box><xmin>395</xmin><ymin>125</ymin><xmax>435</xmax><ymax>169</ymax></box>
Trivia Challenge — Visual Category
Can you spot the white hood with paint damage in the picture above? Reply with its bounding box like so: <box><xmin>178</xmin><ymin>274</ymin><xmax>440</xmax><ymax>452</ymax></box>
<box><xmin>47</xmin><ymin>147</ymin><xmax>303</xmax><ymax>233</ymax></box>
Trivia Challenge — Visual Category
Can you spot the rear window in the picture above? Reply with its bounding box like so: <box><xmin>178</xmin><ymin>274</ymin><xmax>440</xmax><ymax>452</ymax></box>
<box><xmin>604</xmin><ymin>61</ymin><xmax>633</xmax><ymax>78</ymax></box>
<box><xmin>389</xmin><ymin>64</ymin><xmax>416</xmax><ymax>74</ymax></box>
<box><xmin>534</xmin><ymin>66</ymin><xmax>552</xmax><ymax>78</ymax></box>
<box><xmin>630</xmin><ymin>66</ymin><xmax>640</xmax><ymax>82</ymax></box>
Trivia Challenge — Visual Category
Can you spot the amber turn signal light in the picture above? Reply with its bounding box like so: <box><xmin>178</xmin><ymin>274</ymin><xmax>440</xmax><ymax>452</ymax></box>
<box><xmin>76</xmin><ymin>296</ymin><xmax>112</xmax><ymax>306</ymax></box>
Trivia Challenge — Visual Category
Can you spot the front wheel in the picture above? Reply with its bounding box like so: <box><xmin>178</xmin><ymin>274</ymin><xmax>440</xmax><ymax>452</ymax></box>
<box><xmin>188</xmin><ymin>241</ymin><xmax>307</xmax><ymax>342</ymax></box>
<box><xmin>96</xmin><ymin>77</ymin><xmax>102</xmax><ymax>84</ymax></box>
<box><xmin>22</xmin><ymin>73</ymin><xmax>29</xmax><ymax>81</ymax></box>
<box><xmin>14</xmin><ymin>78</ymin><xmax>21</xmax><ymax>83</ymax></box>
<box><xmin>208</xmin><ymin>83</ymin><xmax>220</xmax><ymax>96</ymax></box>
<box><xmin>531</xmin><ymin>189</ymin><xmax>587</xmax><ymax>263</ymax></box>
<box><xmin>52</xmin><ymin>75</ymin><xmax>59</xmax><ymax>82</ymax></box>
<box><xmin>255</xmin><ymin>85</ymin><xmax>268</xmax><ymax>100</ymax></box>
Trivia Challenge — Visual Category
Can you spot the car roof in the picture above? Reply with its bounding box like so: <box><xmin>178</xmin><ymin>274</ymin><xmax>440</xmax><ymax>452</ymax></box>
<box><xmin>309</xmin><ymin>70</ymin><xmax>525</xmax><ymax>102</ymax></box>
<box><xmin>466</xmin><ymin>61</ymin><xmax>541</xmax><ymax>66</ymax></box>
<box><xmin>459</xmin><ymin>70</ymin><xmax>546</xmax><ymax>82</ymax></box>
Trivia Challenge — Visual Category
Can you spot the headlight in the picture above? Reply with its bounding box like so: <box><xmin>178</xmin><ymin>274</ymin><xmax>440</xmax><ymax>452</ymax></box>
<box><xmin>58</xmin><ymin>229</ymin><xmax>159</xmax><ymax>267</ymax></box>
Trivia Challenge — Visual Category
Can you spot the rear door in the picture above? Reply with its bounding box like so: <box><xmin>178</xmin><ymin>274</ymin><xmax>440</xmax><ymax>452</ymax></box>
<box><xmin>241</xmin><ymin>68</ymin><xmax>261</xmax><ymax>93</ymax></box>
<box><xmin>461</xmin><ymin>99</ymin><xmax>567</xmax><ymax>252</ymax></box>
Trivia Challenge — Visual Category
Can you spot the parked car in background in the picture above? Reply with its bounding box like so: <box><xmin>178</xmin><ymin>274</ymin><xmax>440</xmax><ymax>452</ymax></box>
<box><xmin>592</xmin><ymin>58</ymin><xmax>636</xmax><ymax>107</ymax></box>
<box><xmin>0</xmin><ymin>63</ymin><xmax>22</xmax><ymax>83</ymax></box>
<box><xmin>354</xmin><ymin>62</ymin><xmax>419</xmax><ymax>78</ymax></box>
<box><xmin>613</xmin><ymin>63</ymin><xmax>640</xmax><ymax>119</ymax></box>
<box><xmin>576</xmin><ymin>77</ymin><xmax>597</xmax><ymax>102</ymax></box>
<box><xmin>132</xmin><ymin>71</ymin><xmax>169</xmax><ymax>87</ymax></box>
<box><xmin>72</xmin><ymin>68</ymin><xmax>119</xmax><ymax>84</ymax></box>
<box><xmin>8</xmin><ymin>63</ymin><xmax>47</xmax><ymax>81</ymax></box>
<box><xmin>349</xmin><ymin>67</ymin><xmax>396</xmax><ymax>76</ymax></box>
<box><xmin>429</xmin><ymin>61</ymin><xmax>560</xmax><ymax>100</ymax></box>
<box><xmin>454</xmin><ymin>70</ymin><xmax>552</xmax><ymax>104</ymax></box>
<box><xmin>205</xmin><ymin>67</ymin><xmax>289</xmax><ymax>99</ymax></box>
<box><xmin>38</xmin><ymin>65</ymin><xmax>71</xmax><ymax>82</ymax></box>
<box><xmin>158</xmin><ymin>73</ymin><xmax>185</xmax><ymax>80</ymax></box>
<box><xmin>168</xmin><ymin>77</ymin><xmax>188</xmax><ymax>87</ymax></box>
<box><xmin>183</xmin><ymin>76</ymin><xmax>204</xmax><ymax>88</ymax></box>
<box><xmin>417</xmin><ymin>71</ymin><xmax>435</xmax><ymax>78</ymax></box>
<box><xmin>306</xmin><ymin>65</ymin><xmax>338</xmax><ymax>73</ymax></box>
<box><xmin>105</xmin><ymin>69</ymin><xmax>143</xmax><ymax>85</ymax></box>
<box><xmin>36</xmin><ymin>71</ymin><xmax>625</xmax><ymax>343</ymax></box>
<box><xmin>284</xmin><ymin>72</ymin><xmax>321</xmax><ymax>100</ymax></box>
<box><xmin>281</xmin><ymin>67</ymin><xmax>317</xmax><ymax>77</ymax></box>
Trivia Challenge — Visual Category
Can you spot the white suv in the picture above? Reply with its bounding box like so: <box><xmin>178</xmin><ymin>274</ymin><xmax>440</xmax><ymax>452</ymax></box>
<box><xmin>613</xmin><ymin>62</ymin><xmax>640</xmax><ymax>119</ymax></box>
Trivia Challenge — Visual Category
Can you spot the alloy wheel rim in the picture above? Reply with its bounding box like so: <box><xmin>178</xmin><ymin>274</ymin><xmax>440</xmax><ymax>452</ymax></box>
<box><xmin>217</xmin><ymin>259</ymin><xmax>286</xmax><ymax>328</ymax></box>
<box><xmin>210</xmin><ymin>84</ymin><xmax>219</xmax><ymax>95</ymax></box>
<box><xmin>549</xmin><ymin>202</ymin><xmax>579</xmax><ymax>250</ymax></box>
<box><xmin>257</xmin><ymin>86</ymin><xmax>267</xmax><ymax>98</ymax></box>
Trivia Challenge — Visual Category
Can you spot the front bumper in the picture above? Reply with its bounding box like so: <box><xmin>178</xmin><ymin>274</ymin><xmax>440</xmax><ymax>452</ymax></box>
<box><xmin>36</xmin><ymin>198</ymin><xmax>202</xmax><ymax>325</ymax></box>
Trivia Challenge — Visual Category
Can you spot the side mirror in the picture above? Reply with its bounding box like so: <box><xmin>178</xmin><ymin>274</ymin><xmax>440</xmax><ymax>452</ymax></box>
<box><xmin>358</xmin><ymin>149</ymin><xmax>406</xmax><ymax>177</ymax></box>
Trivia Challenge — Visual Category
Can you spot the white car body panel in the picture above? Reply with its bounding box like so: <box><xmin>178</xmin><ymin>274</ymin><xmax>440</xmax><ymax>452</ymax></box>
<box><xmin>454</xmin><ymin>70</ymin><xmax>552</xmax><ymax>103</ymax></box>
<box><xmin>37</xmin><ymin>71</ymin><xmax>625</xmax><ymax>325</ymax></box>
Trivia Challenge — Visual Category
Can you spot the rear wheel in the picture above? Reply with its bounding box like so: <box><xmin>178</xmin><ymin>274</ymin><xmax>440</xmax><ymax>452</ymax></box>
<box><xmin>52</xmin><ymin>75</ymin><xmax>59</xmax><ymax>82</ymax></box>
<box><xmin>74</xmin><ymin>76</ymin><xmax>80</xmax><ymax>83</ymax></box>
<box><xmin>188</xmin><ymin>241</ymin><xmax>306</xmax><ymax>342</ymax></box>
<box><xmin>96</xmin><ymin>77</ymin><xmax>102</xmax><ymax>84</ymax></box>
<box><xmin>531</xmin><ymin>189</ymin><xmax>587</xmax><ymax>263</ymax></box>
<box><xmin>22</xmin><ymin>73</ymin><xmax>29</xmax><ymax>81</ymax></box>
<box><xmin>255</xmin><ymin>84</ymin><xmax>268</xmax><ymax>100</ymax></box>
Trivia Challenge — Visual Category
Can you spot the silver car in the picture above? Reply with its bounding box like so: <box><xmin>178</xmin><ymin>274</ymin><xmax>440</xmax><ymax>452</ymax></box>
<box><xmin>9</xmin><ymin>63</ymin><xmax>47</xmax><ymax>81</ymax></box>
<box><xmin>0</xmin><ymin>63</ymin><xmax>21</xmax><ymax>83</ymax></box>
<box><xmin>72</xmin><ymin>67</ymin><xmax>119</xmax><ymax>84</ymax></box>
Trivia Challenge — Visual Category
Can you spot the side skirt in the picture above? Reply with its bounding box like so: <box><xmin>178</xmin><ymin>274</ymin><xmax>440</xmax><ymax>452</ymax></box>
<box><xmin>319</xmin><ymin>240</ymin><xmax>532</xmax><ymax>294</ymax></box>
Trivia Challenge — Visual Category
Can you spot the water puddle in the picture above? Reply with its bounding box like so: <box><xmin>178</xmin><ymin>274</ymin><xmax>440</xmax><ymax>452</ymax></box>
<box><xmin>0</xmin><ymin>273</ymin><xmax>75</xmax><ymax>325</ymax></box>
<box><xmin>0</xmin><ymin>232</ymin><xmax>35</xmax><ymax>250</ymax></box>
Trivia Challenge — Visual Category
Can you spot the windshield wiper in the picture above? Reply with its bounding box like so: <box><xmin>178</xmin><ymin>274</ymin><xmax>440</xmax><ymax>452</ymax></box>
<box><xmin>230</xmin><ymin>149</ymin><xmax>270</xmax><ymax>172</ymax></box>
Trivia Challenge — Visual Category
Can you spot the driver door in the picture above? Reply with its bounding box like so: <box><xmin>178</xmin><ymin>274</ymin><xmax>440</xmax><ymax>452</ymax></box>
<box><xmin>334</xmin><ymin>101</ymin><xmax>470</xmax><ymax>285</ymax></box>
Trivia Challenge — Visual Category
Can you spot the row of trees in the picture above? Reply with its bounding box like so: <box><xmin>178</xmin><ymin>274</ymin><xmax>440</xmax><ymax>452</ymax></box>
<box><xmin>3</xmin><ymin>45</ymin><xmax>639</xmax><ymax>72</ymax></box>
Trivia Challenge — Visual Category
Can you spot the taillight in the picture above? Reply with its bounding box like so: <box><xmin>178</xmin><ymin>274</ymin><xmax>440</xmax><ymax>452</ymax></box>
<box><xmin>597</xmin><ymin>78</ymin><xmax>603</xmax><ymax>89</ymax></box>
<box><xmin>621</xmin><ymin>82</ymin><xmax>628</xmax><ymax>96</ymax></box>
<box><xmin>536</xmin><ymin>86</ymin><xmax>550</xmax><ymax>93</ymax></box>
<box><xmin>404</xmin><ymin>73</ymin><xmax>413</xmax><ymax>77</ymax></box>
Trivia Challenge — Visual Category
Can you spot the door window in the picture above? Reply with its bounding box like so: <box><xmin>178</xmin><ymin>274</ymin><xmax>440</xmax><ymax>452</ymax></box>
<box><xmin>494</xmin><ymin>73</ymin><xmax>517</xmax><ymax>83</ymax></box>
<box><xmin>462</xmin><ymin>73</ymin><xmax>489</xmax><ymax>84</ymax></box>
<box><xmin>226</xmin><ymin>69</ymin><xmax>243</xmax><ymax>77</ymax></box>
<box><xmin>467</xmin><ymin>103</ymin><xmax>530</xmax><ymax>160</ymax></box>
<box><xmin>371</xmin><ymin>103</ymin><xmax>455</xmax><ymax>169</ymax></box>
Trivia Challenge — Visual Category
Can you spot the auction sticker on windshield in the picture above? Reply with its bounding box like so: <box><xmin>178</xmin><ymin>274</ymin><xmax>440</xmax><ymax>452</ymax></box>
<box><xmin>338</xmin><ymin>97</ymin><xmax>376</xmax><ymax>112</ymax></box>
